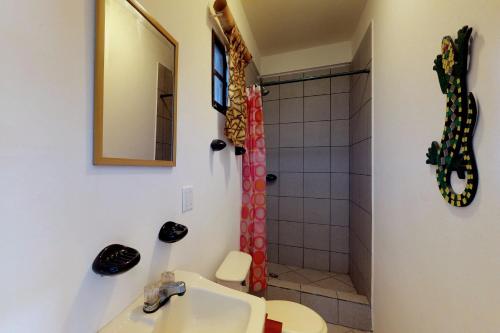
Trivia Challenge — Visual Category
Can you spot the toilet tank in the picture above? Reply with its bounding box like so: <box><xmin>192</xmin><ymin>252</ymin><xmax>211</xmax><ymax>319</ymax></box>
<box><xmin>216</xmin><ymin>251</ymin><xmax>252</xmax><ymax>293</ymax></box>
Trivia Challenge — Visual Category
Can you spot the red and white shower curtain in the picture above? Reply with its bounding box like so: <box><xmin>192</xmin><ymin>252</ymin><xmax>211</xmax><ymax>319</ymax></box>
<box><xmin>240</xmin><ymin>86</ymin><xmax>267</xmax><ymax>293</ymax></box>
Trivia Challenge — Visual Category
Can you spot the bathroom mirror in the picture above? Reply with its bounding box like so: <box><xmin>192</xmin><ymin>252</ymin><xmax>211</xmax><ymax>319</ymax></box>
<box><xmin>94</xmin><ymin>0</ymin><xmax>178</xmax><ymax>166</ymax></box>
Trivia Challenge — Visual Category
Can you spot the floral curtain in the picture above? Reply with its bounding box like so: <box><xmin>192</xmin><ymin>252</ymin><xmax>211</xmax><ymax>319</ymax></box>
<box><xmin>240</xmin><ymin>86</ymin><xmax>267</xmax><ymax>293</ymax></box>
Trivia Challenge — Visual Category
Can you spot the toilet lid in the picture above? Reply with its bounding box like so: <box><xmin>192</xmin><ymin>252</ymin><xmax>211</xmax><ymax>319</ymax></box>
<box><xmin>215</xmin><ymin>251</ymin><xmax>252</xmax><ymax>282</ymax></box>
<box><xmin>266</xmin><ymin>300</ymin><xmax>327</xmax><ymax>333</ymax></box>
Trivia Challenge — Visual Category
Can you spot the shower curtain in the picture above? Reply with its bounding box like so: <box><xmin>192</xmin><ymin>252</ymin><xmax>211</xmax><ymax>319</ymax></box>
<box><xmin>240</xmin><ymin>85</ymin><xmax>267</xmax><ymax>293</ymax></box>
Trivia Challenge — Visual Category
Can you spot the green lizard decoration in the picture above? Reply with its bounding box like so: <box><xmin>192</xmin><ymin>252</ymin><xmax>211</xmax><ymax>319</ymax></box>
<box><xmin>426</xmin><ymin>26</ymin><xmax>478</xmax><ymax>207</ymax></box>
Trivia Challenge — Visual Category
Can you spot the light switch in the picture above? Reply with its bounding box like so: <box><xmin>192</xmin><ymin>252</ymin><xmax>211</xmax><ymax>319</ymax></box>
<box><xmin>182</xmin><ymin>186</ymin><xmax>194</xmax><ymax>212</ymax></box>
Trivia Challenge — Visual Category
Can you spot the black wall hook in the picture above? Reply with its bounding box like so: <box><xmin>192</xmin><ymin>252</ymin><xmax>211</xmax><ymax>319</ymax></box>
<box><xmin>211</xmin><ymin>139</ymin><xmax>227</xmax><ymax>151</ymax></box>
<box><xmin>266</xmin><ymin>174</ymin><xmax>278</xmax><ymax>183</ymax></box>
<box><xmin>159</xmin><ymin>221</ymin><xmax>188</xmax><ymax>243</ymax></box>
<box><xmin>235</xmin><ymin>147</ymin><xmax>246</xmax><ymax>155</ymax></box>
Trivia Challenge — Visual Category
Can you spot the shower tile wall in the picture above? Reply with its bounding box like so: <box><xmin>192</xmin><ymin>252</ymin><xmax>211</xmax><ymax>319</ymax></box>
<box><xmin>349</xmin><ymin>25</ymin><xmax>372</xmax><ymax>300</ymax></box>
<box><xmin>263</xmin><ymin>66</ymin><xmax>351</xmax><ymax>274</ymax></box>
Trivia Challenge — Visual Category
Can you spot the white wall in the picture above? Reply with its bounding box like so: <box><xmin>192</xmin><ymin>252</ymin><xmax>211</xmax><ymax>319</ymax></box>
<box><xmin>352</xmin><ymin>1</ymin><xmax>500</xmax><ymax>332</ymax></box>
<box><xmin>260</xmin><ymin>41</ymin><xmax>352</xmax><ymax>75</ymax></box>
<box><xmin>0</xmin><ymin>0</ymin><xmax>258</xmax><ymax>332</ymax></box>
<box><xmin>103</xmin><ymin>0</ymin><xmax>175</xmax><ymax>159</ymax></box>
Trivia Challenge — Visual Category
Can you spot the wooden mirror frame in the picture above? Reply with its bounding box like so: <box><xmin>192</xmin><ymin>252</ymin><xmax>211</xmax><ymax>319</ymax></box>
<box><xmin>94</xmin><ymin>0</ymin><xmax>178</xmax><ymax>167</ymax></box>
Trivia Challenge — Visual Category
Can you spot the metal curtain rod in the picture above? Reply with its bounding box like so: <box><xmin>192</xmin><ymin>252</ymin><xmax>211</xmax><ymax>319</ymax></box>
<box><xmin>261</xmin><ymin>69</ymin><xmax>370</xmax><ymax>87</ymax></box>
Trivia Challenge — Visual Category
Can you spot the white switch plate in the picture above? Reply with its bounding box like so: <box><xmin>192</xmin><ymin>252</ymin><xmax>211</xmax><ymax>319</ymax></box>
<box><xmin>182</xmin><ymin>186</ymin><xmax>194</xmax><ymax>212</ymax></box>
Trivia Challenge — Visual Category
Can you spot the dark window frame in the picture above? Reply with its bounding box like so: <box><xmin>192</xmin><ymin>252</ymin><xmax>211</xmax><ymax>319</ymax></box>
<box><xmin>212</xmin><ymin>30</ymin><xmax>228</xmax><ymax>114</ymax></box>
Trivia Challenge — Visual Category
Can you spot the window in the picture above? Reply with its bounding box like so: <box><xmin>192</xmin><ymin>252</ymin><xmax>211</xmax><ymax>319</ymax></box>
<box><xmin>212</xmin><ymin>31</ymin><xmax>229</xmax><ymax>113</ymax></box>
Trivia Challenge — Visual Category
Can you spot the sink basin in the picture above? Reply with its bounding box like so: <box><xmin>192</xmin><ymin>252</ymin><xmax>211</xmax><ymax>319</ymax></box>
<box><xmin>99</xmin><ymin>270</ymin><xmax>266</xmax><ymax>333</ymax></box>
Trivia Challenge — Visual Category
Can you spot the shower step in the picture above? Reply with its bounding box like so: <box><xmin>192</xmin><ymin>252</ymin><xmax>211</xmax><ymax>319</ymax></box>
<box><xmin>265</xmin><ymin>264</ymin><xmax>371</xmax><ymax>331</ymax></box>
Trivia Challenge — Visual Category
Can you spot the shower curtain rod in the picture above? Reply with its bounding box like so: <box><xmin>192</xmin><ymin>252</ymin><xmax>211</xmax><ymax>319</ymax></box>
<box><xmin>260</xmin><ymin>69</ymin><xmax>370</xmax><ymax>87</ymax></box>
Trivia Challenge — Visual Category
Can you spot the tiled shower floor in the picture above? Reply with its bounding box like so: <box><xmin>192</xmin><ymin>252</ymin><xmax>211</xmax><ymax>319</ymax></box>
<box><xmin>268</xmin><ymin>263</ymin><xmax>358</xmax><ymax>294</ymax></box>
<box><xmin>265</xmin><ymin>263</ymin><xmax>371</xmax><ymax>332</ymax></box>
<box><xmin>326</xmin><ymin>323</ymin><xmax>370</xmax><ymax>333</ymax></box>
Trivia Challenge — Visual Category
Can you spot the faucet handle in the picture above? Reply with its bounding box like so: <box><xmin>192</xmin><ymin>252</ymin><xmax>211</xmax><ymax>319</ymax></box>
<box><xmin>161</xmin><ymin>271</ymin><xmax>175</xmax><ymax>284</ymax></box>
<box><xmin>144</xmin><ymin>281</ymin><xmax>160</xmax><ymax>306</ymax></box>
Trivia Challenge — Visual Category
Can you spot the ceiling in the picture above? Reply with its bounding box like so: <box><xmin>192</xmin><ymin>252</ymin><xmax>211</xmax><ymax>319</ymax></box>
<box><xmin>241</xmin><ymin>0</ymin><xmax>367</xmax><ymax>56</ymax></box>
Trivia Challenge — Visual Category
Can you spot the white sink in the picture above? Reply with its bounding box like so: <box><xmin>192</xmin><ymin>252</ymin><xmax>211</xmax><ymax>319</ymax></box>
<box><xmin>98</xmin><ymin>270</ymin><xmax>266</xmax><ymax>333</ymax></box>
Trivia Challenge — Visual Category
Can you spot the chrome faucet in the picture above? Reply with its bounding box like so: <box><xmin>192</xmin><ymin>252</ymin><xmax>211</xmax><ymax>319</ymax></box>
<box><xmin>143</xmin><ymin>272</ymin><xmax>186</xmax><ymax>313</ymax></box>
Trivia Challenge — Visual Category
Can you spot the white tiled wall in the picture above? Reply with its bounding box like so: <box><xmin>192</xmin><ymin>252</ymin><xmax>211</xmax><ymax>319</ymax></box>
<box><xmin>263</xmin><ymin>65</ymin><xmax>351</xmax><ymax>273</ymax></box>
<box><xmin>349</xmin><ymin>25</ymin><xmax>372</xmax><ymax>300</ymax></box>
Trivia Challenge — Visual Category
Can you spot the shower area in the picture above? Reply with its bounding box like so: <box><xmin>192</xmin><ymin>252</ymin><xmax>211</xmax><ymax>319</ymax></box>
<box><xmin>262</xmin><ymin>27</ymin><xmax>372</xmax><ymax>331</ymax></box>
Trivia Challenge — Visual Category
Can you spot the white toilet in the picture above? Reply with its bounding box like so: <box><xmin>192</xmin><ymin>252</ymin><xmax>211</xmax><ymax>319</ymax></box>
<box><xmin>216</xmin><ymin>251</ymin><xmax>328</xmax><ymax>333</ymax></box>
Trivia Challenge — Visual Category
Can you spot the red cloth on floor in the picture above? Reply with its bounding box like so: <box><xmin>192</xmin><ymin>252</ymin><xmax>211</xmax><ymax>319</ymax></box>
<box><xmin>265</xmin><ymin>314</ymin><xmax>283</xmax><ymax>333</ymax></box>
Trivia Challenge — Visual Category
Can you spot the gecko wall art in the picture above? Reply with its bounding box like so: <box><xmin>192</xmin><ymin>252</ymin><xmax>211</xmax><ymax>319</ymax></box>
<box><xmin>426</xmin><ymin>26</ymin><xmax>478</xmax><ymax>207</ymax></box>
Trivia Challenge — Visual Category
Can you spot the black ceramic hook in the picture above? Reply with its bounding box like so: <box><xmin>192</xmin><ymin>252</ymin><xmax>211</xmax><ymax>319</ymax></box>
<box><xmin>235</xmin><ymin>147</ymin><xmax>246</xmax><ymax>156</ymax></box>
<box><xmin>158</xmin><ymin>221</ymin><xmax>188</xmax><ymax>243</ymax></box>
<box><xmin>211</xmin><ymin>139</ymin><xmax>227</xmax><ymax>151</ymax></box>
<box><xmin>266</xmin><ymin>174</ymin><xmax>278</xmax><ymax>183</ymax></box>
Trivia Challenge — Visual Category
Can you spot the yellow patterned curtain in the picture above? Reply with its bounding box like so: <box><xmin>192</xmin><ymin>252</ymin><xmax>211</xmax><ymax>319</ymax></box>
<box><xmin>224</xmin><ymin>27</ymin><xmax>251</xmax><ymax>149</ymax></box>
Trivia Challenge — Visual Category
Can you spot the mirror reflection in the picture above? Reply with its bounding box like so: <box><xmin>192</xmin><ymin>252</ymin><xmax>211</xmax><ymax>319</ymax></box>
<box><xmin>95</xmin><ymin>0</ymin><xmax>177</xmax><ymax>166</ymax></box>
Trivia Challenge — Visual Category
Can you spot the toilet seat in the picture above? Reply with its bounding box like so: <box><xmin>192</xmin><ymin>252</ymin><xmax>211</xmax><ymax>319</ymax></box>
<box><xmin>215</xmin><ymin>252</ymin><xmax>327</xmax><ymax>333</ymax></box>
<box><xmin>266</xmin><ymin>300</ymin><xmax>327</xmax><ymax>333</ymax></box>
